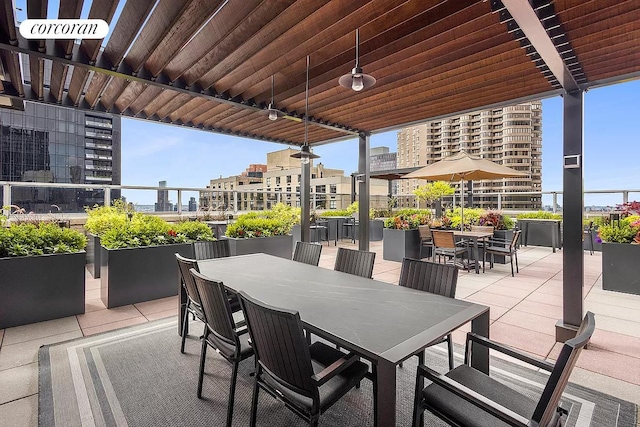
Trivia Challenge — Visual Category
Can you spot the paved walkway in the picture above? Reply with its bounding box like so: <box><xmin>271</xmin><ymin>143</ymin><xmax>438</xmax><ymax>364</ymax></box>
<box><xmin>1</xmin><ymin>241</ymin><xmax>640</xmax><ymax>426</ymax></box>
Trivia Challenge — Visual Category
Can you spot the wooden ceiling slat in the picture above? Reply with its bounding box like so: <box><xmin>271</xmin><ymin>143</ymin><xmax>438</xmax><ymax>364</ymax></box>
<box><xmin>56</xmin><ymin>0</ymin><xmax>83</xmax><ymax>55</ymax></box>
<box><xmin>48</xmin><ymin>61</ymin><xmax>67</xmax><ymax>102</ymax></box>
<box><xmin>194</xmin><ymin>0</ymin><xmax>330</xmax><ymax>91</ymax></box>
<box><xmin>181</xmin><ymin>100</ymin><xmax>220</xmax><ymax>124</ymax></box>
<box><xmin>168</xmin><ymin>98</ymin><xmax>207</xmax><ymax>122</ymax></box>
<box><xmin>114</xmin><ymin>80</ymin><xmax>148</xmax><ymax>112</ymax></box>
<box><xmin>1</xmin><ymin>51</ymin><xmax>23</xmax><ymax>96</ymax></box>
<box><xmin>104</xmin><ymin>0</ymin><xmax>156</xmax><ymax>67</ymax></box>
<box><xmin>201</xmin><ymin>105</ymin><xmax>247</xmax><ymax>127</ymax></box>
<box><xmin>192</xmin><ymin>104</ymin><xmax>232</xmax><ymax>126</ymax></box>
<box><xmin>84</xmin><ymin>73</ymin><xmax>110</xmax><ymax>107</ymax></box>
<box><xmin>99</xmin><ymin>77</ymin><xmax>129</xmax><ymax>111</ymax></box>
<box><xmin>27</xmin><ymin>0</ymin><xmax>48</xmax><ymax>51</ymax></box>
<box><xmin>205</xmin><ymin>109</ymin><xmax>256</xmax><ymax>129</ymax></box>
<box><xmin>0</xmin><ymin>1</ymin><xmax>17</xmax><ymax>42</ymax></box>
<box><xmin>28</xmin><ymin>57</ymin><xmax>45</xmax><ymax>99</ymax></box>
<box><xmin>163</xmin><ymin>0</ymin><xmax>267</xmax><ymax>82</ymax></box>
<box><xmin>123</xmin><ymin>0</ymin><xmax>192</xmax><ymax>73</ymax></box>
<box><xmin>142</xmin><ymin>89</ymin><xmax>176</xmax><ymax>117</ymax></box>
<box><xmin>128</xmin><ymin>86</ymin><xmax>163</xmax><ymax>115</ymax></box>
<box><xmin>221</xmin><ymin>0</ymin><xmax>425</xmax><ymax>98</ymax></box>
<box><xmin>155</xmin><ymin>93</ymin><xmax>193</xmax><ymax>119</ymax></box>
<box><xmin>144</xmin><ymin>0</ymin><xmax>226</xmax><ymax>77</ymax></box>
<box><xmin>559</xmin><ymin>0</ymin><xmax>638</xmax><ymax>26</ymax></box>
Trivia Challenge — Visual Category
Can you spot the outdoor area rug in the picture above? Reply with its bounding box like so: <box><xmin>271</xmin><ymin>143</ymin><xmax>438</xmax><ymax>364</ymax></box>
<box><xmin>39</xmin><ymin>317</ymin><xmax>637</xmax><ymax>426</ymax></box>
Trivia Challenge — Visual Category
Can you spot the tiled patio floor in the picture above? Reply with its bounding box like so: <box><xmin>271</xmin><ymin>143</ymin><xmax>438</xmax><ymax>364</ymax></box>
<box><xmin>1</xmin><ymin>241</ymin><xmax>640</xmax><ymax>426</ymax></box>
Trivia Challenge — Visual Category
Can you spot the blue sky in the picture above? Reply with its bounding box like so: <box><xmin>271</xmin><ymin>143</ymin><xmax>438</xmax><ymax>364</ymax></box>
<box><xmin>120</xmin><ymin>79</ymin><xmax>640</xmax><ymax>206</ymax></box>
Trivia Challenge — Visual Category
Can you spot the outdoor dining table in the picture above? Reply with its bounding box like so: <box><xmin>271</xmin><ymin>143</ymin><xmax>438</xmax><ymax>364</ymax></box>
<box><xmin>192</xmin><ymin>253</ymin><xmax>490</xmax><ymax>427</ymax></box>
<box><xmin>453</xmin><ymin>230</ymin><xmax>494</xmax><ymax>274</ymax></box>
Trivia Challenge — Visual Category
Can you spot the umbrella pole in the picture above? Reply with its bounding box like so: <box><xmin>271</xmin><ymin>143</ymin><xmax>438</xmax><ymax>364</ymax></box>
<box><xmin>460</xmin><ymin>178</ymin><xmax>464</xmax><ymax>231</ymax></box>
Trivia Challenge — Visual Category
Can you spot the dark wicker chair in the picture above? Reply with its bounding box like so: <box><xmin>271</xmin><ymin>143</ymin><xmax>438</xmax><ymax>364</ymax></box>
<box><xmin>190</xmin><ymin>269</ymin><xmax>254</xmax><ymax>427</ymax></box>
<box><xmin>431</xmin><ymin>230</ymin><xmax>468</xmax><ymax>269</ymax></box>
<box><xmin>310</xmin><ymin>219</ymin><xmax>330</xmax><ymax>245</ymax></box>
<box><xmin>238</xmin><ymin>291</ymin><xmax>371</xmax><ymax>427</ymax></box>
<box><xmin>399</xmin><ymin>258</ymin><xmax>458</xmax><ymax>370</ymax></box>
<box><xmin>583</xmin><ymin>221</ymin><xmax>594</xmax><ymax>255</ymax></box>
<box><xmin>193</xmin><ymin>239</ymin><xmax>230</xmax><ymax>261</ymax></box>
<box><xmin>175</xmin><ymin>253</ymin><xmax>206</xmax><ymax>354</ymax></box>
<box><xmin>418</xmin><ymin>225</ymin><xmax>434</xmax><ymax>260</ymax></box>
<box><xmin>334</xmin><ymin>247</ymin><xmax>376</xmax><ymax>279</ymax></box>
<box><xmin>341</xmin><ymin>215</ymin><xmax>357</xmax><ymax>243</ymax></box>
<box><xmin>412</xmin><ymin>312</ymin><xmax>595</xmax><ymax>427</ymax></box>
<box><xmin>484</xmin><ymin>230</ymin><xmax>521</xmax><ymax>277</ymax></box>
<box><xmin>292</xmin><ymin>241</ymin><xmax>323</xmax><ymax>266</ymax></box>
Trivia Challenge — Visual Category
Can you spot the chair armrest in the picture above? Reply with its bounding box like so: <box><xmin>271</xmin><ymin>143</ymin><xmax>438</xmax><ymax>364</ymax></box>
<box><xmin>487</xmin><ymin>237</ymin><xmax>509</xmax><ymax>244</ymax></box>
<box><xmin>416</xmin><ymin>364</ymin><xmax>531</xmax><ymax>427</ymax></box>
<box><xmin>311</xmin><ymin>352</ymin><xmax>360</xmax><ymax>387</ymax></box>
<box><xmin>466</xmin><ymin>333</ymin><xmax>555</xmax><ymax>372</ymax></box>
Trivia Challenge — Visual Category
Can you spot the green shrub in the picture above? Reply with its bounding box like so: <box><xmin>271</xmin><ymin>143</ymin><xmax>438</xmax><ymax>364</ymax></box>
<box><xmin>225</xmin><ymin>204</ymin><xmax>296</xmax><ymax>238</ymax></box>
<box><xmin>446</xmin><ymin>207</ymin><xmax>484</xmax><ymax>229</ymax></box>
<box><xmin>383</xmin><ymin>212</ymin><xmax>430</xmax><ymax>229</ymax></box>
<box><xmin>321</xmin><ymin>210</ymin><xmax>350</xmax><ymax>217</ymax></box>
<box><xmin>598</xmin><ymin>218</ymin><xmax>640</xmax><ymax>244</ymax></box>
<box><xmin>84</xmin><ymin>200</ymin><xmax>132</xmax><ymax>236</ymax></box>
<box><xmin>477</xmin><ymin>209</ymin><xmax>514</xmax><ymax>230</ymax></box>
<box><xmin>173</xmin><ymin>221</ymin><xmax>213</xmax><ymax>241</ymax></box>
<box><xmin>346</xmin><ymin>201</ymin><xmax>359</xmax><ymax>215</ymax></box>
<box><xmin>516</xmin><ymin>211</ymin><xmax>562</xmax><ymax>220</ymax></box>
<box><xmin>0</xmin><ymin>223</ymin><xmax>87</xmax><ymax>258</ymax></box>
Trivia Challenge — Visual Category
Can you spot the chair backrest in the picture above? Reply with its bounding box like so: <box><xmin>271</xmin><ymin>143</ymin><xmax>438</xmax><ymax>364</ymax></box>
<box><xmin>189</xmin><ymin>268</ymin><xmax>237</xmax><ymax>345</ymax></box>
<box><xmin>193</xmin><ymin>239</ymin><xmax>230</xmax><ymax>261</ymax></box>
<box><xmin>532</xmin><ymin>312</ymin><xmax>595</xmax><ymax>426</ymax></box>
<box><xmin>510</xmin><ymin>230</ymin><xmax>521</xmax><ymax>250</ymax></box>
<box><xmin>176</xmin><ymin>253</ymin><xmax>201</xmax><ymax>306</ymax></box>
<box><xmin>238</xmin><ymin>291</ymin><xmax>317</xmax><ymax>398</ymax></box>
<box><xmin>399</xmin><ymin>258</ymin><xmax>458</xmax><ymax>298</ymax></box>
<box><xmin>418</xmin><ymin>225</ymin><xmax>432</xmax><ymax>242</ymax></box>
<box><xmin>334</xmin><ymin>247</ymin><xmax>376</xmax><ymax>278</ymax></box>
<box><xmin>470</xmin><ymin>225</ymin><xmax>494</xmax><ymax>233</ymax></box>
<box><xmin>431</xmin><ymin>230</ymin><xmax>457</xmax><ymax>249</ymax></box>
<box><xmin>292</xmin><ymin>241</ymin><xmax>323</xmax><ymax>266</ymax></box>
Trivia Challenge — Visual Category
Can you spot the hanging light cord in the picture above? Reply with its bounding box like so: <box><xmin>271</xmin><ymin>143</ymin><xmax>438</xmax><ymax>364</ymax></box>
<box><xmin>355</xmin><ymin>28</ymin><xmax>359</xmax><ymax>68</ymax></box>
<box><xmin>270</xmin><ymin>75</ymin><xmax>275</xmax><ymax>105</ymax></box>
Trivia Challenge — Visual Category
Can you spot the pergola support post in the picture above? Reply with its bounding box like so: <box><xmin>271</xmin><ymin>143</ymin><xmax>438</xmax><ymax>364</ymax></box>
<box><xmin>556</xmin><ymin>89</ymin><xmax>584</xmax><ymax>342</ymax></box>
<box><xmin>300</xmin><ymin>160</ymin><xmax>311</xmax><ymax>242</ymax></box>
<box><xmin>358</xmin><ymin>133</ymin><xmax>370</xmax><ymax>251</ymax></box>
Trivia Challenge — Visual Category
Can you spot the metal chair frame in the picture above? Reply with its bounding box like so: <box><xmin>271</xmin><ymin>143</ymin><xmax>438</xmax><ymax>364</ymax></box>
<box><xmin>292</xmin><ymin>241</ymin><xmax>323</xmax><ymax>266</ymax></box>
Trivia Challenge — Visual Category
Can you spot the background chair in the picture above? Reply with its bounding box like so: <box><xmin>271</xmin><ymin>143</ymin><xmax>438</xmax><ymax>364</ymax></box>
<box><xmin>341</xmin><ymin>215</ymin><xmax>358</xmax><ymax>243</ymax></box>
<box><xmin>412</xmin><ymin>312</ymin><xmax>595</xmax><ymax>427</ymax></box>
<box><xmin>176</xmin><ymin>253</ymin><xmax>206</xmax><ymax>354</ymax></box>
<box><xmin>484</xmin><ymin>230</ymin><xmax>521</xmax><ymax>277</ymax></box>
<box><xmin>292</xmin><ymin>241</ymin><xmax>323</xmax><ymax>266</ymax></box>
<box><xmin>238</xmin><ymin>291</ymin><xmax>370</xmax><ymax>427</ymax></box>
<box><xmin>418</xmin><ymin>225</ymin><xmax>434</xmax><ymax>260</ymax></box>
<box><xmin>583</xmin><ymin>221</ymin><xmax>594</xmax><ymax>255</ymax></box>
<box><xmin>190</xmin><ymin>269</ymin><xmax>254</xmax><ymax>427</ymax></box>
<box><xmin>431</xmin><ymin>230</ymin><xmax>468</xmax><ymax>269</ymax></box>
<box><xmin>309</xmin><ymin>218</ymin><xmax>330</xmax><ymax>245</ymax></box>
<box><xmin>193</xmin><ymin>239</ymin><xmax>230</xmax><ymax>261</ymax></box>
<box><xmin>399</xmin><ymin>258</ymin><xmax>458</xmax><ymax>370</ymax></box>
<box><xmin>334</xmin><ymin>247</ymin><xmax>376</xmax><ymax>278</ymax></box>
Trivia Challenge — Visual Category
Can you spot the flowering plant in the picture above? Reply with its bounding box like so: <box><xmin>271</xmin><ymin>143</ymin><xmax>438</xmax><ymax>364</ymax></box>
<box><xmin>477</xmin><ymin>209</ymin><xmax>514</xmax><ymax>230</ymax></box>
<box><xmin>384</xmin><ymin>214</ymin><xmax>422</xmax><ymax>230</ymax></box>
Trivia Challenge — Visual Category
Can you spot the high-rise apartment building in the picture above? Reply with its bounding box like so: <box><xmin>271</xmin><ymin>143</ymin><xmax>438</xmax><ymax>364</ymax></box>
<box><xmin>396</xmin><ymin>101</ymin><xmax>542</xmax><ymax>210</ymax></box>
<box><xmin>0</xmin><ymin>101</ymin><xmax>121</xmax><ymax>212</ymax></box>
<box><xmin>154</xmin><ymin>180</ymin><xmax>173</xmax><ymax>212</ymax></box>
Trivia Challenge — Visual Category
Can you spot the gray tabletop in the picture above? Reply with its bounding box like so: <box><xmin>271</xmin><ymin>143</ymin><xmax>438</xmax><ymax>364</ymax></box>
<box><xmin>197</xmin><ymin>253</ymin><xmax>488</xmax><ymax>364</ymax></box>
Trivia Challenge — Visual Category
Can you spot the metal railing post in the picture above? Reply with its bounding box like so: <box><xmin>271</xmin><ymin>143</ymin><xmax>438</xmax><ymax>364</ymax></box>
<box><xmin>177</xmin><ymin>190</ymin><xmax>182</xmax><ymax>214</ymax></box>
<box><xmin>2</xmin><ymin>183</ymin><xmax>11</xmax><ymax>217</ymax></box>
<box><xmin>312</xmin><ymin>192</ymin><xmax>316</xmax><ymax>210</ymax></box>
<box><xmin>552</xmin><ymin>192</ymin><xmax>557</xmax><ymax>213</ymax></box>
<box><xmin>497</xmin><ymin>193</ymin><xmax>502</xmax><ymax>210</ymax></box>
<box><xmin>104</xmin><ymin>187</ymin><xmax>111</xmax><ymax>206</ymax></box>
<box><xmin>277</xmin><ymin>192</ymin><xmax>281</xmax><ymax>204</ymax></box>
<box><xmin>623</xmin><ymin>191</ymin><xmax>629</xmax><ymax>204</ymax></box>
<box><xmin>233</xmin><ymin>191</ymin><xmax>238</xmax><ymax>213</ymax></box>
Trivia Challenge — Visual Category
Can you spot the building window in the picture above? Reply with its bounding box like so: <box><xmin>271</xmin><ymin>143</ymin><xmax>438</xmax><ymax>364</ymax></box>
<box><xmin>315</xmin><ymin>185</ymin><xmax>326</xmax><ymax>193</ymax></box>
<box><xmin>266</xmin><ymin>177</ymin><xmax>271</xmax><ymax>186</ymax></box>
<box><xmin>286</xmin><ymin>175</ymin><xmax>291</xmax><ymax>184</ymax></box>
<box><xmin>329</xmin><ymin>200</ymin><xmax>337</xmax><ymax>209</ymax></box>
<box><xmin>330</xmin><ymin>184</ymin><xmax>337</xmax><ymax>194</ymax></box>
<box><xmin>275</xmin><ymin>176</ymin><xmax>281</xmax><ymax>185</ymax></box>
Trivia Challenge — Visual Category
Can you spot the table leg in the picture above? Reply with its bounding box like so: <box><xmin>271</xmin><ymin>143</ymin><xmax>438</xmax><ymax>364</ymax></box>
<box><xmin>473</xmin><ymin>238</ymin><xmax>480</xmax><ymax>274</ymax></box>
<box><xmin>374</xmin><ymin>359</ymin><xmax>397</xmax><ymax>427</ymax></box>
<box><xmin>471</xmin><ymin>310</ymin><xmax>490</xmax><ymax>374</ymax></box>
<box><xmin>179</xmin><ymin>282</ymin><xmax>187</xmax><ymax>337</ymax></box>
<box><xmin>551</xmin><ymin>223</ymin><xmax>557</xmax><ymax>253</ymax></box>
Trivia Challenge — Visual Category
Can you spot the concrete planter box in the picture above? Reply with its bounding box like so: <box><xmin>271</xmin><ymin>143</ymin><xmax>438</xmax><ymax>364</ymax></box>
<box><xmin>100</xmin><ymin>243</ymin><xmax>194</xmax><ymax>308</ymax></box>
<box><xmin>602</xmin><ymin>242</ymin><xmax>640</xmax><ymax>295</ymax></box>
<box><xmin>383</xmin><ymin>228</ymin><xmax>420</xmax><ymax>262</ymax></box>
<box><xmin>355</xmin><ymin>219</ymin><xmax>385</xmax><ymax>241</ymax></box>
<box><xmin>86</xmin><ymin>233</ymin><xmax>101</xmax><ymax>278</ymax></box>
<box><xmin>0</xmin><ymin>252</ymin><xmax>86</xmax><ymax>328</ymax></box>
<box><xmin>517</xmin><ymin>219</ymin><xmax>562</xmax><ymax>249</ymax></box>
<box><xmin>223</xmin><ymin>234</ymin><xmax>293</xmax><ymax>259</ymax></box>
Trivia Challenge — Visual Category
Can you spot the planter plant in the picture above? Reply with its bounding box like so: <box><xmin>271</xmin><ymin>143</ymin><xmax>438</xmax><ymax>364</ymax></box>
<box><xmin>0</xmin><ymin>222</ymin><xmax>87</xmax><ymax>328</ymax></box>
<box><xmin>224</xmin><ymin>203</ymin><xmax>296</xmax><ymax>258</ymax></box>
<box><xmin>85</xmin><ymin>201</ymin><xmax>213</xmax><ymax>308</ymax></box>
<box><xmin>599</xmin><ymin>208</ymin><xmax>640</xmax><ymax>295</ymax></box>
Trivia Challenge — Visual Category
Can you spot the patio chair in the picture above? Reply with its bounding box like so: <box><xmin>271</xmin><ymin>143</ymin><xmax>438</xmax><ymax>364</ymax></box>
<box><xmin>292</xmin><ymin>241</ymin><xmax>323</xmax><ymax>266</ymax></box>
<box><xmin>310</xmin><ymin>218</ymin><xmax>330</xmax><ymax>245</ymax></box>
<box><xmin>238</xmin><ymin>291</ymin><xmax>371</xmax><ymax>427</ymax></box>
<box><xmin>418</xmin><ymin>225</ymin><xmax>434</xmax><ymax>260</ymax></box>
<box><xmin>431</xmin><ymin>230</ymin><xmax>468</xmax><ymax>270</ymax></box>
<box><xmin>583</xmin><ymin>221</ymin><xmax>594</xmax><ymax>255</ymax></box>
<box><xmin>193</xmin><ymin>239</ymin><xmax>230</xmax><ymax>261</ymax></box>
<box><xmin>190</xmin><ymin>269</ymin><xmax>254</xmax><ymax>427</ymax></box>
<box><xmin>334</xmin><ymin>247</ymin><xmax>376</xmax><ymax>278</ymax></box>
<box><xmin>175</xmin><ymin>254</ymin><xmax>206</xmax><ymax>354</ymax></box>
<box><xmin>484</xmin><ymin>230</ymin><xmax>521</xmax><ymax>277</ymax></box>
<box><xmin>412</xmin><ymin>312</ymin><xmax>595</xmax><ymax>427</ymax></box>
<box><xmin>399</xmin><ymin>258</ymin><xmax>459</xmax><ymax>370</ymax></box>
<box><xmin>341</xmin><ymin>215</ymin><xmax>358</xmax><ymax>243</ymax></box>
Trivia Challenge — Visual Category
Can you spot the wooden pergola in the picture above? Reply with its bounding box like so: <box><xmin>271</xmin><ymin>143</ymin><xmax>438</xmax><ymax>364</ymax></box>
<box><xmin>1</xmin><ymin>2</ymin><xmax>640</xmax><ymax>424</ymax></box>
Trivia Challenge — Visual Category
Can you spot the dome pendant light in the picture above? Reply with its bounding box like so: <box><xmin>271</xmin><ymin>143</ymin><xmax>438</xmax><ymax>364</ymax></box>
<box><xmin>261</xmin><ymin>75</ymin><xmax>284</xmax><ymax>120</ymax></box>
<box><xmin>338</xmin><ymin>28</ymin><xmax>376</xmax><ymax>91</ymax></box>
<box><xmin>291</xmin><ymin>55</ymin><xmax>320</xmax><ymax>164</ymax></box>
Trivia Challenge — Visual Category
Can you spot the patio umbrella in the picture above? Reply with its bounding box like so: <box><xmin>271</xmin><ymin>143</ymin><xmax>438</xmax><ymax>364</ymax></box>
<box><xmin>403</xmin><ymin>151</ymin><xmax>528</xmax><ymax>229</ymax></box>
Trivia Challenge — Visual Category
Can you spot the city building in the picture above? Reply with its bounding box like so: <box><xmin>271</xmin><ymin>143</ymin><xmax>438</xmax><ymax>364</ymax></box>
<box><xmin>200</xmin><ymin>148</ymin><xmax>389</xmax><ymax>212</ymax></box>
<box><xmin>154</xmin><ymin>180</ymin><xmax>173</xmax><ymax>212</ymax></box>
<box><xmin>370</xmin><ymin>146</ymin><xmax>399</xmax><ymax>197</ymax></box>
<box><xmin>188</xmin><ymin>197</ymin><xmax>197</xmax><ymax>212</ymax></box>
<box><xmin>0</xmin><ymin>101</ymin><xmax>121</xmax><ymax>213</ymax></box>
<box><xmin>396</xmin><ymin>101</ymin><xmax>542</xmax><ymax>210</ymax></box>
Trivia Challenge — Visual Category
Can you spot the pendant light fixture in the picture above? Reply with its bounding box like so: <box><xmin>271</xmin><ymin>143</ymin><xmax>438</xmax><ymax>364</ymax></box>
<box><xmin>291</xmin><ymin>55</ymin><xmax>320</xmax><ymax>164</ymax></box>
<box><xmin>338</xmin><ymin>28</ymin><xmax>376</xmax><ymax>91</ymax></box>
<box><xmin>261</xmin><ymin>75</ymin><xmax>284</xmax><ymax>121</ymax></box>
